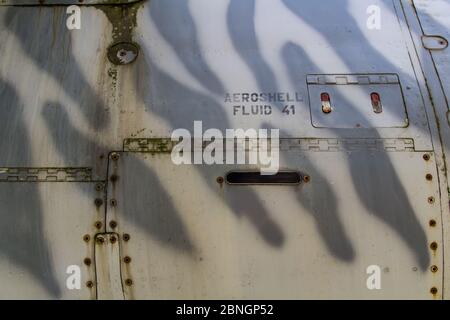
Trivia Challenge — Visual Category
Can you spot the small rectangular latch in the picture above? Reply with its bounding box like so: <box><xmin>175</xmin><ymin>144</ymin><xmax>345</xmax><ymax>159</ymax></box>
<box><xmin>371</xmin><ymin>92</ymin><xmax>383</xmax><ymax>113</ymax></box>
<box><xmin>321</xmin><ymin>92</ymin><xmax>332</xmax><ymax>114</ymax></box>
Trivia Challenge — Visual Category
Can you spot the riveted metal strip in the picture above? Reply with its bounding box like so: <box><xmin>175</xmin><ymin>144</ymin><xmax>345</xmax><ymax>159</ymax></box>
<box><xmin>0</xmin><ymin>167</ymin><xmax>92</xmax><ymax>182</ymax></box>
<box><xmin>307</xmin><ymin>74</ymin><xmax>400</xmax><ymax>85</ymax></box>
<box><xmin>280</xmin><ymin>138</ymin><xmax>415</xmax><ymax>152</ymax></box>
<box><xmin>123</xmin><ymin>138</ymin><xmax>415</xmax><ymax>153</ymax></box>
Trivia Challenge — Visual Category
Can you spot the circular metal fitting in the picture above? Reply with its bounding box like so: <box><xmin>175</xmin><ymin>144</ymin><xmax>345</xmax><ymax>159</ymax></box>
<box><xmin>110</xmin><ymin>235</ymin><xmax>117</xmax><ymax>244</ymax></box>
<box><xmin>107</xmin><ymin>42</ymin><xmax>139</xmax><ymax>65</ymax></box>
<box><xmin>125</xmin><ymin>278</ymin><xmax>133</xmax><ymax>286</ymax></box>
<box><xmin>94</xmin><ymin>198</ymin><xmax>103</xmax><ymax>207</ymax></box>
<box><xmin>430</xmin><ymin>242</ymin><xmax>438</xmax><ymax>251</ymax></box>
<box><xmin>109</xmin><ymin>220</ymin><xmax>118</xmax><ymax>229</ymax></box>
<box><xmin>123</xmin><ymin>256</ymin><xmax>132</xmax><ymax>264</ymax></box>
<box><xmin>110</xmin><ymin>152</ymin><xmax>120</xmax><ymax>161</ymax></box>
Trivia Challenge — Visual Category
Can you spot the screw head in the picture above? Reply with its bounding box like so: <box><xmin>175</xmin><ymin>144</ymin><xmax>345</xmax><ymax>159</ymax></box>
<box><xmin>110</xmin><ymin>235</ymin><xmax>117</xmax><ymax>244</ymax></box>
<box><xmin>110</xmin><ymin>152</ymin><xmax>120</xmax><ymax>161</ymax></box>
<box><xmin>94</xmin><ymin>198</ymin><xmax>103</xmax><ymax>207</ymax></box>
<box><xmin>95</xmin><ymin>183</ymin><xmax>104</xmax><ymax>191</ymax></box>
<box><xmin>125</xmin><ymin>278</ymin><xmax>133</xmax><ymax>286</ymax></box>
<box><xmin>109</xmin><ymin>220</ymin><xmax>118</xmax><ymax>229</ymax></box>
<box><xmin>430</xmin><ymin>242</ymin><xmax>438</xmax><ymax>251</ymax></box>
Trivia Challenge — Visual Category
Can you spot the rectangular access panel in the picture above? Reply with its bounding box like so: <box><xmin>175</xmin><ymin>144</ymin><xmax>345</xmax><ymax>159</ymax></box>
<box><xmin>105</xmin><ymin>144</ymin><xmax>442</xmax><ymax>299</ymax></box>
<box><xmin>308</xmin><ymin>74</ymin><xmax>408</xmax><ymax>128</ymax></box>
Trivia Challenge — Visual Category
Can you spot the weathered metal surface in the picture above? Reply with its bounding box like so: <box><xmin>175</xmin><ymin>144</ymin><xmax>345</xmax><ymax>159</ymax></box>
<box><xmin>0</xmin><ymin>0</ymin><xmax>448</xmax><ymax>299</ymax></box>
<box><xmin>94</xmin><ymin>233</ymin><xmax>125</xmax><ymax>300</ymax></box>
<box><xmin>413</xmin><ymin>0</ymin><xmax>450</xmax><ymax>112</ymax></box>
<box><xmin>0</xmin><ymin>182</ymin><xmax>102</xmax><ymax>299</ymax></box>
<box><xmin>106</xmin><ymin>150</ymin><xmax>442</xmax><ymax>299</ymax></box>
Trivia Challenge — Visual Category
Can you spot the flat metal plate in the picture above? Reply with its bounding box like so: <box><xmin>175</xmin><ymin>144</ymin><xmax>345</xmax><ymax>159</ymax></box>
<box><xmin>0</xmin><ymin>0</ymin><xmax>434</xmax><ymax>182</ymax></box>
<box><xmin>106</xmin><ymin>148</ymin><xmax>442</xmax><ymax>299</ymax></box>
<box><xmin>0</xmin><ymin>182</ymin><xmax>103</xmax><ymax>299</ymax></box>
<box><xmin>308</xmin><ymin>74</ymin><xmax>408</xmax><ymax>128</ymax></box>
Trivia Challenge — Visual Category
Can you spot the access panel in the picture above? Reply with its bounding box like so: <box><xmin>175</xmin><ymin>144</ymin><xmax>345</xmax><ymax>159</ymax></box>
<box><xmin>105</xmin><ymin>143</ymin><xmax>442</xmax><ymax>299</ymax></box>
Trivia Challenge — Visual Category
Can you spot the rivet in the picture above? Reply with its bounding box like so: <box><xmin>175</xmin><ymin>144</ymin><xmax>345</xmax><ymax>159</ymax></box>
<box><xmin>125</xmin><ymin>278</ymin><xmax>133</xmax><ymax>286</ymax></box>
<box><xmin>110</xmin><ymin>235</ymin><xmax>117</xmax><ymax>244</ymax></box>
<box><xmin>96</xmin><ymin>236</ymin><xmax>105</xmax><ymax>244</ymax></box>
<box><xmin>123</xmin><ymin>233</ymin><xmax>130</xmax><ymax>242</ymax></box>
<box><xmin>430</xmin><ymin>287</ymin><xmax>438</xmax><ymax>295</ymax></box>
<box><xmin>429</xmin><ymin>219</ymin><xmax>437</xmax><ymax>227</ymax></box>
<box><xmin>95</xmin><ymin>183</ymin><xmax>104</xmax><ymax>191</ymax></box>
<box><xmin>109</xmin><ymin>220</ymin><xmax>117</xmax><ymax>229</ymax></box>
<box><xmin>110</xmin><ymin>199</ymin><xmax>118</xmax><ymax>207</ymax></box>
<box><xmin>303</xmin><ymin>175</ymin><xmax>311</xmax><ymax>183</ymax></box>
<box><xmin>426</xmin><ymin>174</ymin><xmax>433</xmax><ymax>181</ymax></box>
<box><xmin>430</xmin><ymin>242</ymin><xmax>438</xmax><ymax>251</ymax></box>
<box><xmin>94</xmin><ymin>221</ymin><xmax>103</xmax><ymax>229</ymax></box>
<box><xmin>83</xmin><ymin>234</ymin><xmax>91</xmax><ymax>242</ymax></box>
<box><xmin>84</xmin><ymin>258</ymin><xmax>92</xmax><ymax>266</ymax></box>
<box><xmin>428</xmin><ymin>196</ymin><xmax>435</xmax><ymax>204</ymax></box>
<box><xmin>111</xmin><ymin>152</ymin><xmax>120</xmax><ymax>161</ymax></box>
<box><xmin>110</xmin><ymin>174</ymin><xmax>119</xmax><ymax>183</ymax></box>
<box><xmin>123</xmin><ymin>256</ymin><xmax>132</xmax><ymax>264</ymax></box>
<box><xmin>430</xmin><ymin>265</ymin><xmax>438</xmax><ymax>273</ymax></box>
<box><xmin>216</xmin><ymin>176</ymin><xmax>224</xmax><ymax>184</ymax></box>
<box><xmin>86</xmin><ymin>281</ymin><xmax>94</xmax><ymax>288</ymax></box>
<box><xmin>94</xmin><ymin>198</ymin><xmax>103</xmax><ymax>207</ymax></box>
<box><xmin>423</xmin><ymin>154</ymin><xmax>430</xmax><ymax>161</ymax></box>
